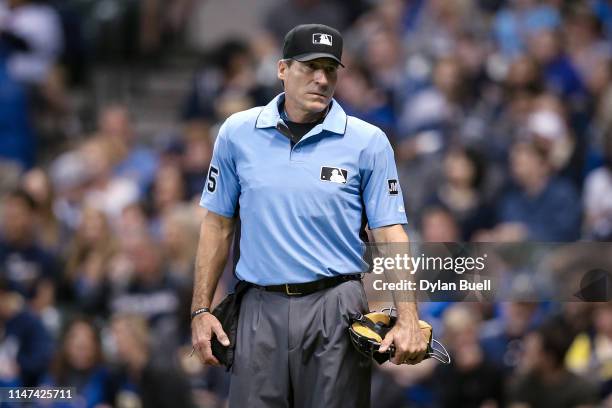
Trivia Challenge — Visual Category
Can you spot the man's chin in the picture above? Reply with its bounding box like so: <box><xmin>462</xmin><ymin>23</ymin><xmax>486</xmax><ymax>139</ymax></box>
<box><xmin>306</xmin><ymin>100</ymin><xmax>330</xmax><ymax>113</ymax></box>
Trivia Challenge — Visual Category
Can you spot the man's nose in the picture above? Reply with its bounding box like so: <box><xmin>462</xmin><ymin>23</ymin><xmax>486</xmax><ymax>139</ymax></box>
<box><xmin>313</xmin><ymin>69</ymin><xmax>329</xmax><ymax>86</ymax></box>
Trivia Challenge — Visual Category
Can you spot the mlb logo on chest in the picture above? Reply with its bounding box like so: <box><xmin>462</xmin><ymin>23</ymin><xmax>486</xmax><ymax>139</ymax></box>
<box><xmin>313</xmin><ymin>33</ymin><xmax>333</xmax><ymax>46</ymax></box>
<box><xmin>320</xmin><ymin>167</ymin><xmax>347</xmax><ymax>184</ymax></box>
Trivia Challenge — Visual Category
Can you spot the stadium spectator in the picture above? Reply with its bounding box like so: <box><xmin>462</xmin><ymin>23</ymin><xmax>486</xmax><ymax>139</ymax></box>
<box><xmin>420</xmin><ymin>206</ymin><xmax>461</xmax><ymax>243</ymax></box>
<box><xmin>426</xmin><ymin>147</ymin><xmax>495</xmax><ymax>240</ymax></box>
<box><xmin>527</xmin><ymin>28</ymin><xmax>587</xmax><ymax>106</ymax></box>
<box><xmin>362</xmin><ymin>27</ymin><xmax>405</xmax><ymax>94</ymax></box>
<box><xmin>435</xmin><ymin>304</ymin><xmax>504</xmax><ymax>408</ymax></box>
<box><xmin>178</xmin><ymin>343</ymin><xmax>230</xmax><ymax>408</ymax></box>
<box><xmin>149</xmin><ymin>163</ymin><xmax>186</xmax><ymax>237</ymax></box>
<box><xmin>487</xmin><ymin>55</ymin><xmax>542</xmax><ymax>161</ymax></box>
<box><xmin>396</xmin><ymin>56</ymin><xmax>476</xmax><ymax>217</ymax></box>
<box><xmin>80</xmin><ymin>139</ymin><xmax>140</xmax><ymax>222</ymax></box>
<box><xmin>583</xmin><ymin>129</ymin><xmax>612</xmax><ymax>239</ymax></box>
<box><xmin>334</xmin><ymin>61</ymin><xmax>396</xmax><ymax>138</ymax></box>
<box><xmin>116</xmin><ymin>202</ymin><xmax>150</xmax><ymax>241</ymax></box>
<box><xmin>493</xmin><ymin>0</ymin><xmax>561</xmax><ymax>58</ymax></box>
<box><xmin>524</xmin><ymin>93</ymin><xmax>581</xmax><ymax>186</ymax></box>
<box><xmin>159</xmin><ymin>205</ymin><xmax>199</xmax><ymax>287</ymax></box>
<box><xmin>106</xmin><ymin>314</ymin><xmax>194</xmax><ymax>408</ymax></box>
<box><xmin>182</xmin><ymin>39</ymin><xmax>274</xmax><ymax>125</ymax></box>
<box><xmin>108</xmin><ymin>234</ymin><xmax>183</xmax><ymax>357</ymax></box>
<box><xmin>64</xmin><ymin>206</ymin><xmax>116</xmax><ymax>316</ymax></box>
<box><xmin>565</xmin><ymin>3</ymin><xmax>611</xmax><ymax>92</ymax></box>
<box><xmin>403</xmin><ymin>0</ymin><xmax>486</xmax><ymax>59</ymax></box>
<box><xmin>566</xmin><ymin>302</ymin><xmax>612</xmax><ymax>401</ymax></box>
<box><xmin>95</xmin><ymin>105</ymin><xmax>159</xmax><ymax>194</ymax></box>
<box><xmin>40</xmin><ymin>318</ymin><xmax>112</xmax><ymax>408</ymax></box>
<box><xmin>493</xmin><ymin>141</ymin><xmax>581</xmax><ymax>241</ymax></box>
<box><xmin>507</xmin><ymin>321</ymin><xmax>599</xmax><ymax>408</ymax></box>
<box><xmin>48</xmin><ymin>150</ymin><xmax>92</xmax><ymax>231</ymax></box>
<box><xmin>0</xmin><ymin>280</ymin><xmax>53</xmax><ymax>387</ymax></box>
<box><xmin>0</xmin><ymin>189</ymin><xmax>59</xmax><ymax>312</ymax></box>
<box><xmin>398</xmin><ymin>56</ymin><xmax>472</xmax><ymax>159</ymax></box>
<box><xmin>21</xmin><ymin>167</ymin><xmax>63</xmax><ymax>254</ymax></box>
<box><xmin>181</xmin><ymin>123</ymin><xmax>213</xmax><ymax>199</ymax></box>
<box><xmin>480</xmin><ymin>302</ymin><xmax>543</xmax><ymax>375</ymax></box>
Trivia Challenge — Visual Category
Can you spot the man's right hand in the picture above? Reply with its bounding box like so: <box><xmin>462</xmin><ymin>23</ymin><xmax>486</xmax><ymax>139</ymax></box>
<box><xmin>191</xmin><ymin>312</ymin><xmax>230</xmax><ymax>366</ymax></box>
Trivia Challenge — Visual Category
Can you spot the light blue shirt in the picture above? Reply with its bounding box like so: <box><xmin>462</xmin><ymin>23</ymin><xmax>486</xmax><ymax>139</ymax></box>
<box><xmin>200</xmin><ymin>93</ymin><xmax>407</xmax><ymax>285</ymax></box>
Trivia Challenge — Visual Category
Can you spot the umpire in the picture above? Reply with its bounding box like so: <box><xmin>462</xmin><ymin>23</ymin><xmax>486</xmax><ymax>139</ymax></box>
<box><xmin>191</xmin><ymin>23</ymin><xmax>428</xmax><ymax>408</ymax></box>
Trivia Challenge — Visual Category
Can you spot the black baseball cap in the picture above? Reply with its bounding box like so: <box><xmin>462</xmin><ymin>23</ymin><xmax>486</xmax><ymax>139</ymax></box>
<box><xmin>282</xmin><ymin>24</ymin><xmax>344</xmax><ymax>67</ymax></box>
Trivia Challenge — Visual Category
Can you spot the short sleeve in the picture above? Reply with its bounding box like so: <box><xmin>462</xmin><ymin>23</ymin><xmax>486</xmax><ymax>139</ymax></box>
<box><xmin>199</xmin><ymin>121</ymin><xmax>240</xmax><ymax>217</ymax></box>
<box><xmin>360</xmin><ymin>131</ymin><xmax>408</xmax><ymax>228</ymax></box>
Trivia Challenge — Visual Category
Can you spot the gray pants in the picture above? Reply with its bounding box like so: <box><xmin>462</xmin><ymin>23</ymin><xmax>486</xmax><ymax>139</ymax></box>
<box><xmin>229</xmin><ymin>279</ymin><xmax>372</xmax><ymax>408</ymax></box>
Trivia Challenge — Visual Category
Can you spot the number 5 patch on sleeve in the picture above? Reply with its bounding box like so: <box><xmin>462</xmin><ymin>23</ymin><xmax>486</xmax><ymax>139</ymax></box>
<box><xmin>207</xmin><ymin>165</ymin><xmax>219</xmax><ymax>193</ymax></box>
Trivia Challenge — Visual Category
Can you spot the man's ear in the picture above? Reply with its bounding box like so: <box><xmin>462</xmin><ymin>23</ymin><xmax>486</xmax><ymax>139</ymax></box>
<box><xmin>278</xmin><ymin>60</ymin><xmax>287</xmax><ymax>81</ymax></box>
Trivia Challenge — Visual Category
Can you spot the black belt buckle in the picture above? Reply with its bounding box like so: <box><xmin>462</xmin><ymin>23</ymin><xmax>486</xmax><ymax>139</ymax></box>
<box><xmin>285</xmin><ymin>283</ymin><xmax>303</xmax><ymax>295</ymax></box>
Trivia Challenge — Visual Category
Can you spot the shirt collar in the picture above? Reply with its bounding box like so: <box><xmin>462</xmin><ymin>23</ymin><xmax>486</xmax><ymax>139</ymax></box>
<box><xmin>255</xmin><ymin>93</ymin><xmax>347</xmax><ymax>135</ymax></box>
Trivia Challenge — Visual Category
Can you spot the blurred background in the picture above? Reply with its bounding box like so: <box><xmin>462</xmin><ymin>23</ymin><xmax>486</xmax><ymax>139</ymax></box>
<box><xmin>0</xmin><ymin>0</ymin><xmax>611</xmax><ymax>407</ymax></box>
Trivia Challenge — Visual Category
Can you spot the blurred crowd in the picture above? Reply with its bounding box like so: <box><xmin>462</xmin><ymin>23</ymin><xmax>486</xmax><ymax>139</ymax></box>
<box><xmin>1</xmin><ymin>0</ymin><xmax>612</xmax><ymax>407</ymax></box>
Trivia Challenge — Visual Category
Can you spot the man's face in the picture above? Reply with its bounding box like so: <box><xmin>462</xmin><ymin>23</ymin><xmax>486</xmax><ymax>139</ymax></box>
<box><xmin>510</xmin><ymin>144</ymin><xmax>547</xmax><ymax>188</ymax></box>
<box><xmin>278</xmin><ymin>58</ymin><xmax>339</xmax><ymax>116</ymax></box>
<box><xmin>1</xmin><ymin>196</ymin><xmax>35</xmax><ymax>243</ymax></box>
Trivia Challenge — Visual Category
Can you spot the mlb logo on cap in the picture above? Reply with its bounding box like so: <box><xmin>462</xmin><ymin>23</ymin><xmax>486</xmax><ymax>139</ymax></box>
<box><xmin>282</xmin><ymin>24</ymin><xmax>344</xmax><ymax>66</ymax></box>
<box><xmin>313</xmin><ymin>33</ymin><xmax>333</xmax><ymax>46</ymax></box>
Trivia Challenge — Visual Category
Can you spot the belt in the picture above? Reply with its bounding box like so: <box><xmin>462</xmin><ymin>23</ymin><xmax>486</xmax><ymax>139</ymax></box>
<box><xmin>251</xmin><ymin>274</ymin><xmax>362</xmax><ymax>296</ymax></box>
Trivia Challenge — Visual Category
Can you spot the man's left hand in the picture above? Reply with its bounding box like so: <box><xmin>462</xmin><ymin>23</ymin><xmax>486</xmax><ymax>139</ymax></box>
<box><xmin>379</xmin><ymin>317</ymin><xmax>429</xmax><ymax>365</ymax></box>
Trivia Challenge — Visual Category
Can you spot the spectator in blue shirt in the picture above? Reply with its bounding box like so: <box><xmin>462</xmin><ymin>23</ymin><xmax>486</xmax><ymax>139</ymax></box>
<box><xmin>39</xmin><ymin>318</ymin><xmax>111</xmax><ymax>408</ymax></box>
<box><xmin>0</xmin><ymin>43</ymin><xmax>35</xmax><ymax>170</ymax></box>
<box><xmin>0</xmin><ymin>281</ymin><xmax>53</xmax><ymax>387</ymax></box>
<box><xmin>495</xmin><ymin>141</ymin><xmax>582</xmax><ymax>241</ymax></box>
